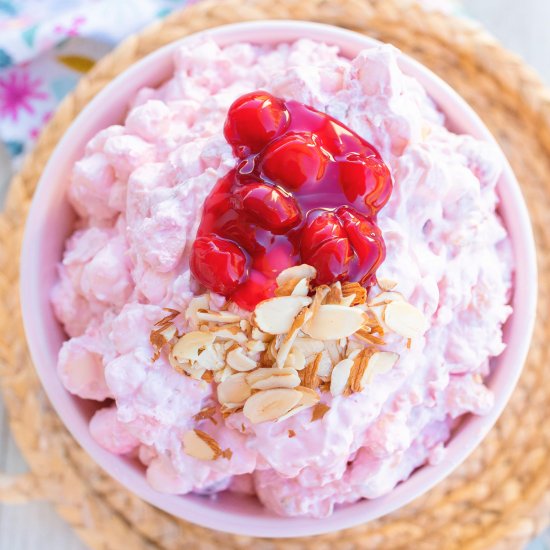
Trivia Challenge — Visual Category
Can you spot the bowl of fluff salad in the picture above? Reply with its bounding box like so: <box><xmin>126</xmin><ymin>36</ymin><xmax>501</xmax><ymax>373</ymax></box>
<box><xmin>20</xmin><ymin>21</ymin><xmax>536</xmax><ymax>537</ymax></box>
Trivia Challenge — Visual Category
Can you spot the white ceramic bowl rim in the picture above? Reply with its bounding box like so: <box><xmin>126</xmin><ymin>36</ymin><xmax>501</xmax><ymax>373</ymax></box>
<box><xmin>20</xmin><ymin>20</ymin><xmax>537</xmax><ymax>538</ymax></box>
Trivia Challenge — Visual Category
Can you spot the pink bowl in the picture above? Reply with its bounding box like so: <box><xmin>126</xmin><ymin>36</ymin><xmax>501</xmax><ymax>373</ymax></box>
<box><xmin>20</xmin><ymin>21</ymin><xmax>537</xmax><ymax>538</ymax></box>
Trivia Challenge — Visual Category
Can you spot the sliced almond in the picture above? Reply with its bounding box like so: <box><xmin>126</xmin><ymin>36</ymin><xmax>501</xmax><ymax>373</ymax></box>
<box><xmin>251</xmin><ymin>327</ymin><xmax>272</xmax><ymax>342</ymax></box>
<box><xmin>217</xmin><ymin>372</ymin><xmax>251</xmax><ymax>405</ymax></box>
<box><xmin>296</xmin><ymin>385</ymin><xmax>320</xmax><ymax>406</ymax></box>
<box><xmin>311</xmin><ymin>402</ymin><xmax>330</xmax><ymax>422</ymax></box>
<box><xmin>368</xmin><ymin>291</ymin><xmax>405</xmax><ymax>307</ymax></box>
<box><xmin>185</xmin><ymin>295</ymin><xmax>210</xmax><ymax>326</ymax></box>
<box><xmin>196</xmin><ymin>309</ymin><xmax>241</xmax><ymax>324</ymax></box>
<box><xmin>383</xmin><ymin>301</ymin><xmax>429</xmax><ymax>338</ymax></box>
<box><xmin>182</xmin><ymin>429</ymin><xmax>218</xmax><ymax>460</ymax></box>
<box><xmin>253</xmin><ymin>296</ymin><xmax>312</xmax><ymax>335</ymax></box>
<box><xmin>275</xmin><ymin>277</ymin><xmax>301</xmax><ymax>297</ymax></box>
<box><xmin>276</xmin><ymin>386</ymin><xmax>320</xmax><ymax>421</ymax></box>
<box><xmin>284</xmin><ymin>347</ymin><xmax>306</xmax><ymax>371</ymax></box>
<box><xmin>189</xmin><ymin>367</ymin><xmax>207</xmax><ymax>381</ymax></box>
<box><xmin>276</xmin><ymin>264</ymin><xmax>317</xmax><ymax>286</ymax></box>
<box><xmin>309</xmin><ymin>285</ymin><xmax>331</xmax><ymax>318</ymax></box>
<box><xmin>275</xmin><ymin>307</ymin><xmax>310</xmax><ymax>368</ymax></box>
<box><xmin>330</xmin><ymin>357</ymin><xmax>354</xmax><ymax>396</ymax></box>
<box><xmin>300</xmin><ymin>353</ymin><xmax>322</xmax><ymax>389</ymax></box>
<box><xmin>354</xmin><ymin>328</ymin><xmax>386</xmax><ymax>346</ymax></box>
<box><xmin>378</xmin><ymin>278</ymin><xmax>398</xmax><ymax>291</ymax></box>
<box><xmin>341</xmin><ymin>282</ymin><xmax>367</xmax><ymax>305</ymax></box>
<box><xmin>325</xmin><ymin>282</ymin><xmax>343</xmax><ymax>305</ymax></box>
<box><xmin>291</xmin><ymin>277</ymin><xmax>310</xmax><ymax>297</ymax></box>
<box><xmin>195</xmin><ymin>342</ymin><xmax>225</xmax><ymax>371</ymax></box>
<box><xmin>182</xmin><ymin>429</ymin><xmax>231</xmax><ymax>461</ymax></box>
<box><xmin>362</xmin><ymin>351</ymin><xmax>399</xmax><ymax>385</ymax></box>
<box><xmin>243</xmin><ymin>388</ymin><xmax>302</xmax><ymax>424</ymax></box>
<box><xmin>245</xmin><ymin>340</ymin><xmax>267</xmax><ymax>355</ymax></box>
<box><xmin>226</xmin><ymin>347</ymin><xmax>257</xmax><ymax>372</ymax></box>
<box><xmin>293</xmin><ymin>337</ymin><xmax>325</xmax><ymax>358</ymax></box>
<box><xmin>324</xmin><ymin>340</ymin><xmax>342</xmax><ymax>365</ymax></box>
<box><xmin>209</xmin><ymin>324</ymin><xmax>247</xmax><ymax>344</ymax></box>
<box><xmin>247</xmin><ymin>368</ymin><xmax>300</xmax><ymax>390</ymax></box>
<box><xmin>172</xmin><ymin>331</ymin><xmax>215</xmax><ymax>363</ymax></box>
<box><xmin>213</xmin><ymin>365</ymin><xmax>233</xmax><ymax>384</ymax></box>
<box><xmin>246</xmin><ymin>367</ymin><xmax>295</xmax><ymax>386</ymax></box>
<box><xmin>339</xmin><ymin>294</ymin><xmax>357</xmax><ymax>307</ymax></box>
<box><xmin>316</xmin><ymin>350</ymin><xmax>333</xmax><ymax>378</ymax></box>
<box><xmin>303</xmin><ymin>304</ymin><xmax>365</xmax><ymax>340</ymax></box>
<box><xmin>193</xmin><ymin>406</ymin><xmax>217</xmax><ymax>425</ymax></box>
<box><xmin>348</xmin><ymin>349</ymin><xmax>373</xmax><ymax>393</ymax></box>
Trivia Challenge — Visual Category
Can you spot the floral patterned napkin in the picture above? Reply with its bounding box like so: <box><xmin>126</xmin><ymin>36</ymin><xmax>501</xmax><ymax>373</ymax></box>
<box><xmin>0</xmin><ymin>0</ymin><xmax>455</xmax><ymax>168</ymax></box>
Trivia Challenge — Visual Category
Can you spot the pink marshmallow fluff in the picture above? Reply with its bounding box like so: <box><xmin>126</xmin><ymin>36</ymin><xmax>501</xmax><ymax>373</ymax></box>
<box><xmin>51</xmin><ymin>38</ymin><xmax>513</xmax><ymax>518</ymax></box>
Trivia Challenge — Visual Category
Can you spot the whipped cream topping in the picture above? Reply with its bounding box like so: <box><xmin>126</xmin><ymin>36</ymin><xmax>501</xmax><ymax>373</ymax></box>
<box><xmin>52</xmin><ymin>38</ymin><xmax>513</xmax><ymax>517</ymax></box>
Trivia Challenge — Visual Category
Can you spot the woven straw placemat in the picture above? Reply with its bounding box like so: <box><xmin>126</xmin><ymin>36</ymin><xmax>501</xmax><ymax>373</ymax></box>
<box><xmin>0</xmin><ymin>0</ymin><xmax>549</xmax><ymax>548</ymax></box>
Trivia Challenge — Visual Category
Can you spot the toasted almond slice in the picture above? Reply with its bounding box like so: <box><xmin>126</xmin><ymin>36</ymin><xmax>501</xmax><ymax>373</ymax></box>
<box><xmin>189</xmin><ymin>367</ymin><xmax>207</xmax><ymax>381</ymax></box>
<box><xmin>195</xmin><ymin>342</ymin><xmax>225</xmax><ymax>372</ymax></box>
<box><xmin>311</xmin><ymin>402</ymin><xmax>330</xmax><ymax>422</ymax></box>
<box><xmin>185</xmin><ymin>295</ymin><xmax>210</xmax><ymax>326</ymax></box>
<box><xmin>293</xmin><ymin>337</ymin><xmax>325</xmax><ymax>358</ymax></box>
<box><xmin>159</xmin><ymin>324</ymin><xmax>177</xmax><ymax>341</ymax></box>
<box><xmin>324</xmin><ymin>340</ymin><xmax>341</xmax><ymax>365</ymax></box>
<box><xmin>217</xmin><ymin>372</ymin><xmax>251</xmax><ymax>405</ymax></box>
<box><xmin>276</xmin><ymin>386</ymin><xmax>320</xmax><ymax>422</ymax></box>
<box><xmin>330</xmin><ymin>357</ymin><xmax>354</xmax><ymax>396</ymax></box>
<box><xmin>196</xmin><ymin>309</ymin><xmax>241</xmax><ymax>324</ymax></box>
<box><xmin>213</xmin><ymin>365</ymin><xmax>233</xmax><ymax>384</ymax></box>
<box><xmin>210</xmin><ymin>324</ymin><xmax>247</xmax><ymax>344</ymax></box>
<box><xmin>247</xmin><ymin>368</ymin><xmax>300</xmax><ymax>390</ymax></box>
<box><xmin>378</xmin><ymin>278</ymin><xmax>398</xmax><ymax>291</ymax></box>
<box><xmin>362</xmin><ymin>351</ymin><xmax>399</xmax><ymax>385</ymax></box>
<box><xmin>172</xmin><ymin>331</ymin><xmax>215</xmax><ymax>363</ymax></box>
<box><xmin>346</xmin><ymin>339</ymin><xmax>364</xmax><ymax>354</ymax></box>
<box><xmin>275</xmin><ymin>277</ymin><xmax>301</xmax><ymax>297</ymax></box>
<box><xmin>243</xmin><ymin>388</ymin><xmax>302</xmax><ymax>423</ymax></box>
<box><xmin>354</xmin><ymin>329</ymin><xmax>386</xmax><ymax>346</ymax></box>
<box><xmin>309</xmin><ymin>285</ymin><xmax>331</xmax><ymax>318</ymax></box>
<box><xmin>348</xmin><ymin>349</ymin><xmax>372</xmax><ymax>393</ymax></box>
<box><xmin>251</xmin><ymin>327</ymin><xmax>272</xmax><ymax>342</ymax></box>
<box><xmin>296</xmin><ymin>385</ymin><xmax>320</xmax><ymax>406</ymax></box>
<box><xmin>245</xmin><ymin>340</ymin><xmax>267</xmax><ymax>355</ymax></box>
<box><xmin>303</xmin><ymin>304</ymin><xmax>365</xmax><ymax>340</ymax></box>
<box><xmin>276</xmin><ymin>264</ymin><xmax>317</xmax><ymax>286</ymax></box>
<box><xmin>226</xmin><ymin>347</ymin><xmax>257</xmax><ymax>372</ymax></box>
<box><xmin>284</xmin><ymin>347</ymin><xmax>306</xmax><ymax>371</ymax></box>
<box><xmin>182</xmin><ymin>429</ymin><xmax>218</xmax><ymax>460</ymax></box>
<box><xmin>368</xmin><ymin>291</ymin><xmax>405</xmax><ymax>307</ymax></box>
<box><xmin>291</xmin><ymin>277</ymin><xmax>310</xmax><ymax>297</ymax></box>
<box><xmin>253</xmin><ymin>296</ymin><xmax>312</xmax><ymax>335</ymax></box>
<box><xmin>300</xmin><ymin>353</ymin><xmax>322</xmax><ymax>389</ymax></box>
<box><xmin>339</xmin><ymin>294</ymin><xmax>356</xmax><ymax>307</ymax></box>
<box><xmin>246</xmin><ymin>367</ymin><xmax>295</xmax><ymax>386</ymax></box>
<box><xmin>316</xmin><ymin>350</ymin><xmax>333</xmax><ymax>378</ymax></box>
<box><xmin>341</xmin><ymin>282</ymin><xmax>367</xmax><ymax>305</ymax></box>
<box><xmin>325</xmin><ymin>282</ymin><xmax>344</xmax><ymax>305</ymax></box>
<box><xmin>193</xmin><ymin>406</ymin><xmax>218</xmax><ymax>425</ymax></box>
<box><xmin>275</xmin><ymin>307</ymin><xmax>310</xmax><ymax>368</ymax></box>
<box><xmin>383</xmin><ymin>301</ymin><xmax>429</xmax><ymax>338</ymax></box>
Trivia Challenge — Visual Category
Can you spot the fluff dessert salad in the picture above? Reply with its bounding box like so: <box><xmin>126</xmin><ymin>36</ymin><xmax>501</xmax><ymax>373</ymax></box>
<box><xmin>52</xmin><ymin>37</ymin><xmax>513</xmax><ymax>518</ymax></box>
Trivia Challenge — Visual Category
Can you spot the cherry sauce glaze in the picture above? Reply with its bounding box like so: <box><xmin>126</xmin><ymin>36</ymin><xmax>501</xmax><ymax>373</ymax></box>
<box><xmin>190</xmin><ymin>91</ymin><xmax>393</xmax><ymax>310</ymax></box>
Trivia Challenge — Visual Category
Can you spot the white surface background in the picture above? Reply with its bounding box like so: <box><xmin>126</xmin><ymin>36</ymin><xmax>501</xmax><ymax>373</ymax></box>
<box><xmin>1</xmin><ymin>1</ymin><xmax>549</xmax><ymax>548</ymax></box>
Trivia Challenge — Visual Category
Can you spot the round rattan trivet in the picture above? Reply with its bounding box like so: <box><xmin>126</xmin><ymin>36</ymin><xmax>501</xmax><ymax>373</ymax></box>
<box><xmin>1</xmin><ymin>0</ymin><xmax>549</xmax><ymax>548</ymax></box>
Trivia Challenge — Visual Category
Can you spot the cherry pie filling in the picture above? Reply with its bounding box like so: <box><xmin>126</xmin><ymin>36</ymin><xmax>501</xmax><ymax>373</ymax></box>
<box><xmin>190</xmin><ymin>91</ymin><xmax>393</xmax><ymax>310</ymax></box>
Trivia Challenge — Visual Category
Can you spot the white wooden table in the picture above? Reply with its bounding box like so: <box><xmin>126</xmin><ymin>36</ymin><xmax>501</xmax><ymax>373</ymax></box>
<box><xmin>1</xmin><ymin>1</ymin><xmax>549</xmax><ymax>547</ymax></box>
